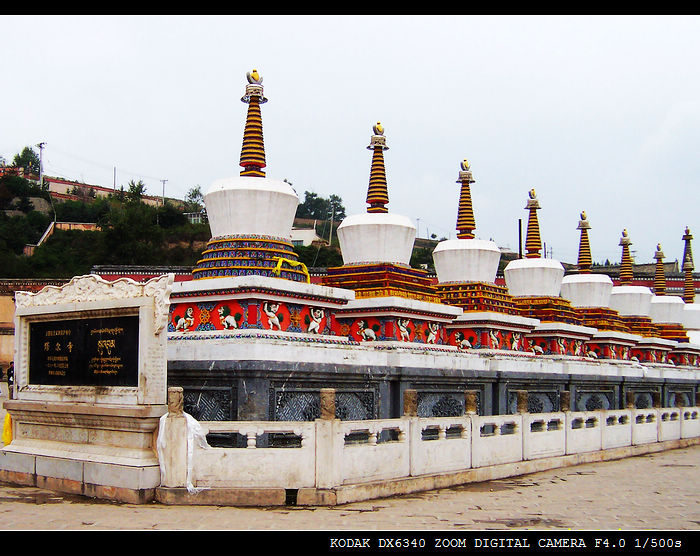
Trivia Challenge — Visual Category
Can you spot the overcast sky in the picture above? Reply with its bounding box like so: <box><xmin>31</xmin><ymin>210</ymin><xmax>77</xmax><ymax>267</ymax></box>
<box><xmin>1</xmin><ymin>15</ymin><xmax>698</xmax><ymax>267</ymax></box>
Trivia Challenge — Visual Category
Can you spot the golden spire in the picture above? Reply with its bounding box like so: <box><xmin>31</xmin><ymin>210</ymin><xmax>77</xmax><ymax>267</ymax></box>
<box><xmin>239</xmin><ymin>69</ymin><xmax>268</xmax><ymax>178</ymax></box>
<box><xmin>524</xmin><ymin>189</ymin><xmax>542</xmax><ymax>258</ymax></box>
<box><xmin>653</xmin><ymin>243</ymin><xmax>666</xmax><ymax>296</ymax></box>
<box><xmin>682</xmin><ymin>226</ymin><xmax>695</xmax><ymax>303</ymax></box>
<box><xmin>576</xmin><ymin>211</ymin><xmax>592</xmax><ymax>273</ymax></box>
<box><xmin>455</xmin><ymin>160</ymin><xmax>476</xmax><ymax>239</ymax></box>
<box><xmin>618</xmin><ymin>229</ymin><xmax>634</xmax><ymax>285</ymax></box>
<box><xmin>366</xmin><ymin>122</ymin><xmax>389</xmax><ymax>213</ymax></box>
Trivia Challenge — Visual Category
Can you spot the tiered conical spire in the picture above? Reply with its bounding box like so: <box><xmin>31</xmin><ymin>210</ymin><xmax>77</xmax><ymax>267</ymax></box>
<box><xmin>366</xmin><ymin>122</ymin><xmax>389</xmax><ymax>213</ymax></box>
<box><xmin>618</xmin><ymin>229</ymin><xmax>634</xmax><ymax>285</ymax></box>
<box><xmin>524</xmin><ymin>189</ymin><xmax>542</xmax><ymax>258</ymax></box>
<box><xmin>653</xmin><ymin>243</ymin><xmax>666</xmax><ymax>296</ymax></box>
<box><xmin>239</xmin><ymin>69</ymin><xmax>268</xmax><ymax>178</ymax></box>
<box><xmin>576</xmin><ymin>211</ymin><xmax>592</xmax><ymax>273</ymax></box>
<box><xmin>455</xmin><ymin>160</ymin><xmax>476</xmax><ymax>239</ymax></box>
<box><xmin>682</xmin><ymin>227</ymin><xmax>695</xmax><ymax>303</ymax></box>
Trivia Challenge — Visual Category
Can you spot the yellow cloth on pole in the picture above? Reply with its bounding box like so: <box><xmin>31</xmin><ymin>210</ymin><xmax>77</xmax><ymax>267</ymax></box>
<box><xmin>2</xmin><ymin>413</ymin><xmax>12</xmax><ymax>445</ymax></box>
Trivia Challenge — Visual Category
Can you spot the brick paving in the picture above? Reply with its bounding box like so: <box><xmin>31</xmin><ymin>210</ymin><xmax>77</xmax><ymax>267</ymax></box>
<box><xmin>0</xmin><ymin>445</ymin><xmax>697</xmax><ymax>531</ymax></box>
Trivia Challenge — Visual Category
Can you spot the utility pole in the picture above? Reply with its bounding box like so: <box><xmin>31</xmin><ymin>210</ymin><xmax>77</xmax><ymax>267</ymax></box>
<box><xmin>328</xmin><ymin>204</ymin><xmax>334</xmax><ymax>246</ymax></box>
<box><xmin>36</xmin><ymin>142</ymin><xmax>45</xmax><ymax>190</ymax></box>
<box><xmin>160</xmin><ymin>179</ymin><xmax>168</xmax><ymax>206</ymax></box>
<box><xmin>518</xmin><ymin>218</ymin><xmax>523</xmax><ymax>259</ymax></box>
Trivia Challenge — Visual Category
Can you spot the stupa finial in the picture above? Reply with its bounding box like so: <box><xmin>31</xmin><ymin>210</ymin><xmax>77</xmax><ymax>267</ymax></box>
<box><xmin>366</xmin><ymin>122</ymin><xmax>389</xmax><ymax>213</ymax></box>
<box><xmin>455</xmin><ymin>159</ymin><xmax>476</xmax><ymax>239</ymax></box>
<box><xmin>653</xmin><ymin>243</ymin><xmax>666</xmax><ymax>296</ymax></box>
<box><xmin>239</xmin><ymin>68</ymin><xmax>268</xmax><ymax>178</ymax></box>
<box><xmin>524</xmin><ymin>189</ymin><xmax>542</xmax><ymax>258</ymax></box>
<box><xmin>618</xmin><ymin>229</ymin><xmax>634</xmax><ymax>285</ymax></box>
<box><xmin>576</xmin><ymin>211</ymin><xmax>592</xmax><ymax>273</ymax></box>
<box><xmin>682</xmin><ymin>226</ymin><xmax>695</xmax><ymax>303</ymax></box>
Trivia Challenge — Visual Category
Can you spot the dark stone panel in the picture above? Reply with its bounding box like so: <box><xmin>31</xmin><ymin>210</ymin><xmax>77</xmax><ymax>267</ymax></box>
<box><xmin>167</xmin><ymin>358</ymin><xmax>700</xmax><ymax>420</ymax></box>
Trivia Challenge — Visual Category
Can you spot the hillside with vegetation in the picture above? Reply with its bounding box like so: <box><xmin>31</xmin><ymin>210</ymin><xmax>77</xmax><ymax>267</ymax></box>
<box><xmin>0</xmin><ymin>171</ymin><xmax>446</xmax><ymax>279</ymax></box>
<box><xmin>0</xmin><ymin>175</ymin><xmax>210</xmax><ymax>278</ymax></box>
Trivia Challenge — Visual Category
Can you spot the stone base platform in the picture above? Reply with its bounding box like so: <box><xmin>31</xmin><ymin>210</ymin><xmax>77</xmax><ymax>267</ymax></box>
<box><xmin>0</xmin><ymin>399</ymin><xmax>166</xmax><ymax>504</ymax></box>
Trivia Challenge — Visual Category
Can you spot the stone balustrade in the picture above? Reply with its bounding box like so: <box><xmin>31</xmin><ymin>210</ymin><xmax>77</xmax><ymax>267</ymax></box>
<box><xmin>156</xmin><ymin>387</ymin><xmax>700</xmax><ymax>506</ymax></box>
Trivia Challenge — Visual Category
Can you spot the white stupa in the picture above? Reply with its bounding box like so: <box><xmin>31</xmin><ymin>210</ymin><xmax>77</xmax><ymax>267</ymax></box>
<box><xmin>648</xmin><ymin>243</ymin><xmax>686</xmax><ymax>329</ymax></box>
<box><xmin>323</xmin><ymin>123</ymin><xmax>461</xmax><ymax>342</ymax></box>
<box><xmin>681</xmin><ymin>228</ymin><xmax>700</xmax><ymax>342</ymax></box>
<box><xmin>608</xmin><ymin>230</ymin><xmax>654</xmax><ymax>320</ymax></box>
<box><xmin>560</xmin><ymin>212</ymin><xmax>614</xmax><ymax>308</ymax></box>
<box><xmin>336</xmin><ymin>123</ymin><xmax>416</xmax><ymax>266</ymax></box>
<box><xmin>432</xmin><ymin>160</ymin><xmax>538</xmax><ymax>349</ymax></box>
<box><xmin>432</xmin><ymin>160</ymin><xmax>501</xmax><ymax>284</ymax></box>
<box><xmin>504</xmin><ymin>189</ymin><xmax>565</xmax><ymax>298</ymax></box>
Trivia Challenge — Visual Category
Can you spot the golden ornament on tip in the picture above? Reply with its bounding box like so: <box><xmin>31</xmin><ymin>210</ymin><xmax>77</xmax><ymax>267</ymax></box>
<box><xmin>247</xmin><ymin>69</ymin><xmax>262</xmax><ymax>84</ymax></box>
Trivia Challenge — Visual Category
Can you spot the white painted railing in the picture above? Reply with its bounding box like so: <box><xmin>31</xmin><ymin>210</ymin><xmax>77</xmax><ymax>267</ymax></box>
<box><xmin>658</xmin><ymin>408</ymin><xmax>682</xmax><ymax>442</ymax></box>
<box><xmin>338</xmin><ymin>419</ymin><xmax>410</xmax><ymax>484</ymax></box>
<box><xmin>681</xmin><ymin>408</ymin><xmax>700</xmax><ymax>438</ymax></box>
<box><xmin>632</xmin><ymin>408</ymin><xmax>658</xmax><ymax>445</ymax></box>
<box><xmin>523</xmin><ymin>412</ymin><xmax>565</xmax><ymax>460</ymax></box>
<box><xmin>471</xmin><ymin>414</ymin><xmax>523</xmax><ymax>467</ymax></box>
<box><xmin>192</xmin><ymin>421</ymin><xmax>317</xmax><ymax>488</ymax></box>
<box><xmin>601</xmin><ymin>409</ymin><xmax>632</xmax><ymax>449</ymax></box>
<box><xmin>410</xmin><ymin>417</ymin><xmax>471</xmax><ymax>475</ymax></box>
<box><xmin>158</xmin><ymin>406</ymin><xmax>700</xmax><ymax>495</ymax></box>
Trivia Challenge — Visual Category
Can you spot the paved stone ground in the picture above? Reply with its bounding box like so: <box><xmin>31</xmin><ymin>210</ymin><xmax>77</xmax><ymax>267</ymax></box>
<box><xmin>0</xmin><ymin>446</ymin><xmax>697</xmax><ymax>531</ymax></box>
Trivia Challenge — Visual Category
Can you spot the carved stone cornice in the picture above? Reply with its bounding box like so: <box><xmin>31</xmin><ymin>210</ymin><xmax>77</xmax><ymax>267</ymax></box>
<box><xmin>15</xmin><ymin>273</ymin><xmax>174</xmax><ymax>335</ymax></box>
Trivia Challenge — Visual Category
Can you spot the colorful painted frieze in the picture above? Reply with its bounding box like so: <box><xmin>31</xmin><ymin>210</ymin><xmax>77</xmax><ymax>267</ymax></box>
<box><xmin>169</xmin><ymin>299</ymin><xmax>334</xmax><ymax>336</ymax></box>
<box><xmin>446</xmin><ymin>327</ymin><xmax>530</xmax><ymax>352</ymax></box>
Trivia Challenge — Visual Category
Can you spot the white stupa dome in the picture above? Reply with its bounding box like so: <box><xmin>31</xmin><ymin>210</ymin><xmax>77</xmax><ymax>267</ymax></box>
<box><xmin>204</xmin><ymin>176</ymin><xmax>298</xmax><ymax>239</ymax></box>
<box><xmin>609</xmin><ymin>285</ymin><xmax>653</xmax><ymax>317</ymax></box>
<box><xmin>560</xmin><ymin>273</ymin><xmax>614</xmax><ymax>308</ymax></box>
<box><xmin>337</xmin><ymin>212</ymin><xmax>416</xmax><ymax>266</ymax></box>
<box><xmin>649</xmin><ymin>295</ymin><xmax>686</xmax><ymax>324</ymax></box>
<box><xmin>433</xmin><ymin>239</ymin><xmax>501</xmax><ymax>283</ymax></box>
<box><xmin>504</xmin><ymin>257</ymin><xmax>565</xmax><ymax>297</ymax></box>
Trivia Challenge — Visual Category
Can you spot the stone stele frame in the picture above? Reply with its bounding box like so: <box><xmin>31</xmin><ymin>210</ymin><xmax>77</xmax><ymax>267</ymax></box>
<box><xmin>0</xmin><ymin>273</ymin><xmax>174</xmax><ymax>503</ymax></box>
<box><xmin>13</xmin><ymin>273</ymin><xmax>172</xmax><ymax>404</ymax></box>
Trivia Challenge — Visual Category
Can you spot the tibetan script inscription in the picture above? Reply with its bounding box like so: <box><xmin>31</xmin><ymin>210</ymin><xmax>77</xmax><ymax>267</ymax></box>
<box><xmin>29</xmin><ymin>315</ymin><xmax>139</xmax><ymax>386</ymax></box>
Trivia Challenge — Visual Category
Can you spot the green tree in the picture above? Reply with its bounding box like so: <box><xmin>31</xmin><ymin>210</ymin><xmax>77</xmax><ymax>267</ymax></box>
<box><xmin>126</xmin><ymin>179</ymin><xmax>147</xmax><ymax>203</ymax></box>
<box><xmin>12</xmin><ymin>146</ymin><xmax>41</xmax><ymax>176</ymax></box>
<box><xmin>98</xmin><ymin>201</ymin><xmax>164</xmax><ymax>265</ymax></box>
<box><xmin>184</xmin><ymin>185</ymin><xmax>205</xmax><ymax>213</ymax></box>
<box><xmin>295</xmin><ymin>190</ymin><xmax>346</xmax><ymax>221</ymax></box>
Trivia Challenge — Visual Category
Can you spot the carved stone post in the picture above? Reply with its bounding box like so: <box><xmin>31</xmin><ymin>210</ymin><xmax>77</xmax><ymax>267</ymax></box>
<box><xmin>320</xmin><ymin>388</ymin><xmax>336</xmax><ymax>420</ymax></box>
<box><xmin>652</xmin><ymin>391</ymin><xmax>661</xmax><ymax>408</ymax></box>
<box><xmin>464</xmin><ymin>390</ymin><xmax>478</xmax><ymax>415</ymax></box>
<box><xmin>626</xmin><ymin>390</ymin><xmax>636</xmax><ymax>410</ymax></box>
<box><xmin>159</xmin><ymin>387</ymin><xmax>188</xmax><ymax>488</ymax></box>
<box><xmin>559</xmin><ymin>390</ymin><xmax>571</xmax><ymax>412</ymax></box>
<box><xmin>403</xmin><ymin>389</ymin><xmax>417</xmax><ymax>417</ymax></box>
<box><xmin>168</xmin><ymin>386</ymin><xmax>184</xmax><ymax>415</ymax></box>
<box><xmin>315</xmin><ymin>388</ymin><xmax>340</xmax><ymax>492</ymax></box>
<box><xmin>516</xmin><ymin>390</ymin><xmax>528</xmax><ymax>414</ymax></box>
